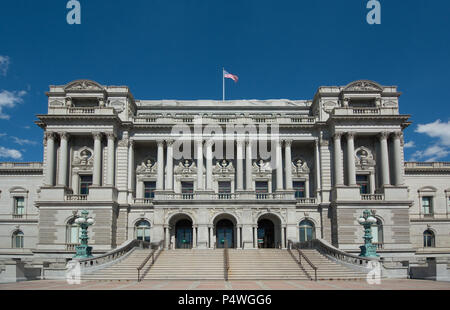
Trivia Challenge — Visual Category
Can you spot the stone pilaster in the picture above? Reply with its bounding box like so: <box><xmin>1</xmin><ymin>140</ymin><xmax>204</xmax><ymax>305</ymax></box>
<box><xmin>333</xmin><ymin>132</ymin><xmax>344</xmax><ymax>186</ymax></box>
<box><xmin>379</xmin><ymin>131</ymin><xmax>391</xmax><ymax>186</ymax></box>
<box><xmin>166</xmin><ymin>139</ymin><xmax>174</xmax><ymax>190</ymax></box>
<box><xmin>156</xmin><ymin>140</ymin><xmax>164</xmax><ymax>190</ymax></box>
<box><xmin>246</xmin><ymin>139</ymin><xmax>254</xmax><ymax>190</ymax></box>
<box><xmin>45</xmin><ymin>132</ymin><xmax>56</xmax><ymax>186</ymax></box>
<box><xmin>236</xmin><ymin>139</ymin><xmax>244</xmax><ymax>191</ymax></box>
<box><xmin>346</xmin><ymin>132</ymin><xmax>356</xmax><ymax>186</ymax></box>
<box><xmin>205</xmin><ymin>140</ymin><xmax>213</xmax><ymax>191</ymax></box>
<box><xmin>57</xmin><ymin>132</ymin><xmax>69</xmax><ymax>187</ymax></box>
<box><xmin>106</xmin><ymin>133</ymin><xmax>116</xmax><ymax>186</ymax></box>
<box><xmin>93</xmin><ymin>132</ymin><xmax>103</xmax><ymax>186</ymax></box>
<box><xmin>392</xmin><ymin>131</ymin><xmax>404</xmax><ymax>186</ymax></box>
<box><xmin>196</xmin><ymin>139</ymin><xmax>204</xmax><ymax>190</ymax></box>
<box><xmin>276</xmin><ymin>139</ymin><xmax>283</xmax><ymax>191</ymax></box>
<box><xmin>284</xmin><ymin>139</ymin><xmax>293</xmax><ymax>190</ymax></box>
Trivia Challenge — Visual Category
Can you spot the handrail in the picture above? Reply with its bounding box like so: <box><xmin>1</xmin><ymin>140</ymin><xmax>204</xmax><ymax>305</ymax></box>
<box><xmin>76</xmin><ymin>239</ymin><xmax>149</xmax><ymax>269</ymax></box>
<box><xmin>288</xmin><ymin>240</ymin><xmax>317</xmax><ymax>281</ymax></box>
<box><xmin>297</xmin><ymin>239</ymin><xmax>377</xmax><ymax>268</ymax></box>
<box><xmin>224</xmin><ymin>240</ymin><xmax>230</xmax><ymax>281</ymax></box>
<box><xmin>137</xmin><ymin>240</ymin><xmax>164</xmax><ymax>282</ymax></box>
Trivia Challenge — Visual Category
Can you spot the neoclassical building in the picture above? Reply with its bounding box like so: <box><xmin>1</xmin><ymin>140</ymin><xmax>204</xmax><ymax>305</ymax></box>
<box><xmin>0</xmin><ymin>79</ymin><xmax>449</xmax><ymax>275</ymax></box>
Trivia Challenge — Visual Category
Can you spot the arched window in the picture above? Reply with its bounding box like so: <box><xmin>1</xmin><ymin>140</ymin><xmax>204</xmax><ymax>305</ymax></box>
<box><xmin>299</xmin><ymin>220</ymin><xmax>315</xmax><ymax>243</ymax></box>
<box><xmin>423</xmin><ymin>230</ymin><xmax>435</xmax><ymax>248</ymax></box>
<box><xmin>12</xmin><ymin>230</ymin><xmax>24</xmax><ymax>249</ymax></box>
<box><xmin>371</xmin><ymin>218</ymin><xmax>384</xmax><ymax>247</ymax></box>
<box><xmin>66</xmin><ymin>218</ymin><xmax>81</xmax><ymax>245</ymax></box>
<box><xmin>135</xmin><ymin>220</ymin><xmax>151</xmax><ymax>242</ymax></box>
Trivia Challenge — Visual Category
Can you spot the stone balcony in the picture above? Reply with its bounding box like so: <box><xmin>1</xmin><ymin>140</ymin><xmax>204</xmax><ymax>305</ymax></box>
<box><xmin>47</xmin><ymin>106</ymin><xmax>118</xmax><ymax>116</ymax></box>
<box><xmin>332</xmin><ymin>107</ymin><xmax>399</xmax><ymax>116</ymax></box>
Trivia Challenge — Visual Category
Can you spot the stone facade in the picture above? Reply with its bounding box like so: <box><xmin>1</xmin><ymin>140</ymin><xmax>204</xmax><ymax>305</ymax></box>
<box><xmin>0</xmin><ymin>79</ymin><xmax>449</xmax><ymax>265</ymax></box>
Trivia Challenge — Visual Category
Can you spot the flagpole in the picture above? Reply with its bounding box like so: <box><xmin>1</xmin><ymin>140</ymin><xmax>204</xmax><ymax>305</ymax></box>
<box><xmin>222</xmin><ymin>67</ymin><xmax>225</xmax><ymax>102</ymax></box>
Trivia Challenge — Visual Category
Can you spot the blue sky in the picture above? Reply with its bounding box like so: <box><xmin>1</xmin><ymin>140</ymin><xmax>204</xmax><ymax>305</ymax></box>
<box><xmin>0</xmin><ymin>0</ymin><xmax>449</xmax><ymax>162</ymax></box>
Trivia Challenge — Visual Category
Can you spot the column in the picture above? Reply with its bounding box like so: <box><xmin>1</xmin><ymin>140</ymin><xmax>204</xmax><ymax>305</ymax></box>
<box><xmin>166</xmin><ymin>140</ymin><xmax>174</xmax><ymax>190</ymax></box>
<box><xmin>346</xmin><ymin>132</ymin><xmax>357</xmax><ymax>186</ymax></box>
<box><xmin>379</xmin><ymin>132</ymin><xmax>391</xmax><ymax>186</ymax></box>
<box><xmin>128</xmin><ymin>140</ymin><xmax>135</xmax><ymax>197</ymax></box>
<box><xmin>253</xmin><ymin>226</ymin><xmax>258</xmax><ymax>249</ymax></box>
<box><xmin>205</xmin><ymin>140</ymin><xmax>213</xmax><ymax>191</ymax></box>
<box><xmin>314</xmin><ymin>139</ymin><xmax>322</xmax><ymax>195</ymax></box>
<box><xmin>156</xmin><ymin>140</ymin><xmax>164</xmax><ymax>190</ymax></box>
<box><xmin>246</xmin><ymin>139</ymin><xmax>253</xmax><ymax>190</ymax></box>
<box><xmin>281</xmin><ymin>226</ymin><xmax>286</xmax><ymax>249</ymax></box>
<box><xmin>236</xmin><ymin>226</ymin><xmax>241</xmax><ymax>249</ymax></box>
<box><xmin>106</xmin><ymin>133</ymin><xmax>116</xmax><ymax>186</ymax></box>
<box><xmin>370</xmin><ymin>173</ymin><xmax>376</xmax><ymax>194</ymax></box>
<box><xmin>196</xmin><ymin>139</ymin><xmax>204</xmax><ymax>190</ymax></box>
<box><xmin>276</xmin><ymin>139</ymin><xmax>283</xmax><ymax>191</ymax></box>
<box><xmin>333</xmin><ymin>132</ymin><xmax>344</xmax><ymax>186</ymax></box>
<box><xmin>284</xmin><ymin>140</ymin><xmax>293</xmax><ymax>190</ymax></box>
<box><xmin>236</xmin><ymin>140</ymin><xmax>244</xmax><ymax>191</ymax></box>
<box><xmin>58</xmin><ymin>132</ymin><xmax>69</xmax><ymax>187</ymax></box>
<box><xmin>193</xmin><ymin>225</ymin><xmax>197</xmax><ymax>248</ymax></box>
<box><xmin>93</xmin><ymin>132</ymin><xmax>103</xmax><ymax>186</ymax></box>
<box><xmin>305</xmin><ymin>180</ymin><xmax>310</xmax><ymax>198</ymax></box>
<box><xmin>392</xmin><ymin>131</ymin><xmax>404</xmax><ymax>186</ymax></box>
<box><xmin>45</xmin><ymin>132</ymin><xmax>56</xmax><ymax>186</ymax></box>
<box><xmin>209</xmin><ymin>226</ymin><xmax>214</xmax><ymax>248</ymax></box>
<box><xmin>165</xmin><ymin>226</ymin><xmax>170</xmax><ymax>249</ymax></box>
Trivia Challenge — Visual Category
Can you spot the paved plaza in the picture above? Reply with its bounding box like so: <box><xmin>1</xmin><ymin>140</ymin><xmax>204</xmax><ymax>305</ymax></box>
<box><xmin>0</xmin><ymin>279</ymin><xmax>449</xmax><ymax>290</ymax></box>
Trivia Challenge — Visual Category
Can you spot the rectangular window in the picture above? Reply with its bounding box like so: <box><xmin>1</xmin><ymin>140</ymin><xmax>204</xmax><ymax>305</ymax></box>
<box><xmin>422</xmin><ymin>197</ymin><xmax>433</xmax><ymax>215</ymax></box>
<box><xmin>255</xmin><ymin>181</ymin><xmax>268</xmax><ymax>193</ymax></box>
<box><xmin>218</xmin><ymin>181</ymin><xmax>231</xmax><ymax>194</ymax></box>
<box><xmin>293</xmin><ymin>181</ymin><xmax>306</xmax><ymax>199</ymax></box>
<box><xmin>144</xmin><ymin>181</ymin><xmax>156</xmax><ymax>199</ymax></box>
<box><xmin>14</xmin><ymin>197</ymin><xmax>25</xmax><ymax>215</ymax></box>
<box><xmin>181</xmin><ymin>182</ymin><xmax>194</xmax><ymax>194</ymax></box>
<box><xmin>80</xmin><ymin>175</ymin><xmax>93</xmax><ymax>195</ymax></box>
<box><xmin>357</xmin><ymin>175</ymin><xmax>369</xmax><ymax>194</ymax></box>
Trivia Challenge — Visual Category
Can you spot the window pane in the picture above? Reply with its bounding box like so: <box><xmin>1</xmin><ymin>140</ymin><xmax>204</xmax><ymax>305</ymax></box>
<box><xmin>182</xmin><ymin>182</ymin><xmax>194</xmax><ymax>193</ymax></box>
<box><xmin>371</xmin><ymin>226</ymin><xmax>379</xmax><ymax>243</ymax></box>
<box><xmin>255</xmin><ymin>182</ymin><xmax>268</xmax><ymax>193</ymax></box>
<box><xmin>356</xmin><ymin>175</ymin><xmax>369</xmax><ymax>194</ymax></box>
<box><xmin>218</xmin><ymin>182</ymin><xmax>231</xmax><ymax>193</ymax></box>
<box><xmin>70</xmin><ymin>226</ymin><xmax>79</xmax><ymax>244</ymax></box>
<box><xmin>293</xmin><ymin>182</ymin><xmax>305</xmax><ymax>198</ymax></box>
<box><xmin>144</xmin><ymin>182</ymin><xmax>156</xmax><ymax>198</ymax></box>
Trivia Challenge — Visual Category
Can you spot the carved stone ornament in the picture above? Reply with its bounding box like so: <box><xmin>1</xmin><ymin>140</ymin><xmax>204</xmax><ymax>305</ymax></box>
<box><xmin>355</xmin><ymin>147</ymin><xmax>376</xmax><ymax>170</ymax></box>
<box><xmin>174</xmin><ymin>160</ymin><xmax>197</xmax><ymax>174</ymax></box>
<box><xmin>252</xmin><ymin>160</ymin><xmax>272</xmax><ymax>174</ymax></box>
<box><xmin>292</xmin><ymin>159</ymin><xmax>310</xmax><ymax>175</ymax></box>
<box><xmin>64</xmin><ymin>80</ymin><xmax>104</xmax><ymax>91</ymax></box>
<box><xmin>343</xmin><ymin>80</ymin><xmax>383</xmax><ymax>92</ymax></box>
<box><xmin>73</xmin><ymin>148</ymin><xmax>94</xmax><ymax>167</ymax></box>
<box><xmin>213</xmin><ymin>160</ymin><xmax>235</xmax><ymax>174</ymax></box>
<box><xmin>136</xmin><ymin>159</ymin><xmax>158</xmax><ymax>174</ymax></box>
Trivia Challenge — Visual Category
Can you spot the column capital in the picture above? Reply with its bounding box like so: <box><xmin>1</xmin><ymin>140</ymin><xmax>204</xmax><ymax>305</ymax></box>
<box><xmin>346</xmin><ymin>132</ymin><xmax>356</xmax><ymax>139</ymax></box>
<box><xmin>93</xmin><ymin>132</ymin><xmax>103</xmax><ymax>140</ymax></box>
<box><xmin>333</xmin><ymin>132</ymin><xmax>343</xmax><ymax>140</ymax></box>
<box><xmin>378</xmin><ymin>131</ymin><xmax>390</xmax><ymax>140</ymax></box>
<box><xmin>236</xmin><ymin>139</ymin><xmax>245</xmax><ymax>146</ymax></box>
<box><xmin>45</xmin><ymin>132</ymin><xmax>56</xmax><ymax>140</ymax></box>
<box><xmin>156</xmin><ymin>139</ymin><xmax>165</xmax><ymax>147</ymax></box>
<box><xmin>205</xmin><ymin>139</ymin><xmax>214</xmax><ymax>147</ymax></box>
<box><xmin>284</xmin><ymin>139</ymin><xmax>293</xmax><ymax>147</ymax></box>
<box><xmin>60</xmin><ymin>132</ymin><xmax>70</xmax><ymax>140</ymax></box>
<box><xmin>129</xmin><ymin>139</ymin><xmax>135</xmax><ymax>148</ymax></box>
<box><xmin>392</xmin><ymin>131</ymin><xmax>403</xmax><ymax>139</ymax></box>
<box><xmin>166</xmin><ymin>139</ymin><xmax>175</xmax><ymax>146</ymax></box>
<box><xmin>106</xmin><ymin>132</ymin><xmax>116</xmax><ymax>140</ymax></box>
<box><xmin>195</xmin><ymin>138</ymin><xmax>204</xmax><ymax>145</ymax></box>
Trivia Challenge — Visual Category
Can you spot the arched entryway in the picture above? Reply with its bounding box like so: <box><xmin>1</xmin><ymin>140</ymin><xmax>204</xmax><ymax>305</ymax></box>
<box><xmin>256</xmin><ymin>214</ymin><xmax>283</xmax><ymax>248</ymax></box>
<box><xmin>175</xmin><ymin>219</ymin><xmax>193</xmax><ymax>249</ymax></box>
<box><xmin>216</xmin><ymin>219</ymin><xmax>234</xmax><ymax>248</ymax></box>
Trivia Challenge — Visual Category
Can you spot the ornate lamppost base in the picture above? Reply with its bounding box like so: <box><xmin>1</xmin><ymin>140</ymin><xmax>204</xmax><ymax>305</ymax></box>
<box><xmin>74</xmin><ymin>245</ymin><xmax>93</xmax><ymax>259</ymax></box>
<box><xmin>359</xmin><ymin>244</ymin><xmax>379</xmax><ymax>258</ymax></box>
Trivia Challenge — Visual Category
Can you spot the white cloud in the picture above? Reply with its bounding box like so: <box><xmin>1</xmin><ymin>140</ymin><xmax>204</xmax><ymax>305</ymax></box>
<box><xmin>0</xmin><ymin>56</ymin><xmax>10</xmax><ymax>76</ymax></box>
<box><xmin>0</xmin><ymin>90</ymin><xmax>27</xmax><ymax>120</ymax></box>
<box><xmin>410</xmin><ymin>144</ymin><xmax>450</xmax><ymax>162</ymax></box>
<box><xmin>404</xmin><ymin>141</ymin><xmax>415</xmax><ymax>148</ymax></box>
<box><xmin>0</xmin><ymin>146</ymin><xmax>22</xmax><ymax>160</ymax></box>
<box><xmin>416</xmin><ymin>120</ymin><xmax>450</xmax><ymax>146</ymax></box>
<box><xmin>11</xmin><ymin>136</ymin><xmax>38</xmax><ymax>146</ymax></box>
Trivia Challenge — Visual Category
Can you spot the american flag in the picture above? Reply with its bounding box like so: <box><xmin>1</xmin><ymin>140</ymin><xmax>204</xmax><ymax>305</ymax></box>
<box><xmin>223</xmin><ymin>69</ymin><xmax>239</xmax><ymax>83</ymax></box>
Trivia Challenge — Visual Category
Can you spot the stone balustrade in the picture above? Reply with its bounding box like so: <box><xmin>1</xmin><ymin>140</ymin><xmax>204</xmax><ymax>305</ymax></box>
<box><xmin>361</xmin><ymin>194</ymin><xmax>385</xmax><ymax>201</ymax></box>
<box><xmin>134</xmin><ymin>115</ymin><xmax>316</xmax><ymax>125</ymax></box>
<box><xmin>48</xmin><ymin>106</ymin><xmax>117</xmax><ymax>116</ymax></box>
<box><xmin>332</xmin><ymin>107</ymin><xmax>399</xmax><ymax>116</ymax></box>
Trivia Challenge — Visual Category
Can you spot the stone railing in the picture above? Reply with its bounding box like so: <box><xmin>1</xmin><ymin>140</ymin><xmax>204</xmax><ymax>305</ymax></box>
<box><xmin>65</xmin><ymin>194</ymin><xmax>88</xmax><ymax>201</ymax></box>
<box><xmin>0</xmin><ymin>162</ymin><xmax>43</xmax><ymax>170</ymax></box>
<box><xmin>333</xmin><ymin>107</ymin><xmax>398</xmax><ymax>116</ymax></box>
<box><xmin>296</xmin><ymin>198</ymin><xmax>317</xmax><ymax>204</ymax></box>
<box><xmin>361</xmin><ymin>194</ymin><xmax>384</xmax><ymax>201</ymax></box>
<box><xmin>296</xmin><ymin>239</ymin><xmax>377</xmax><ymax>268</ymax></box>
<box><xmin>49</xmin><ymin>107</ymin><xmax>117</xmax><ymax>116</ymax></box>
<box><xmin>133</xmin><ymin>115</ymin><xmax>316</xmax><ymax>125</ymax></box>
<box><xmin>75</xmin><ymin>239</ymin><xmax>150</xmax><ymax>272</ymax></box>
<box><xmin>154</xmin><ymin>192</ymin><xmax>296</xmax><ymax>201</ymax></box>
<box><xmin>134</xmin><ymin>198</ymin><xmax>154</xmax><ymax>205</ymax></box>
<box><xmin>405</xmin><ymin>162</ymin><xmax>450</xmax><ymax>170</ymax></box>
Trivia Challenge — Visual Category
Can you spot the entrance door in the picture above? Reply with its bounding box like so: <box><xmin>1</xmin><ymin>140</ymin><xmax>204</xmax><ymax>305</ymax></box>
<box><xmin>257</xmin><ymin>219</ymin><xmax>275</xmax><ymax>248</ymax></box>
<box><xmin>175</xmin><ymin>219</ymin><xmax>193</xmax><ymax>249</ymax></box>
<box><xmin>216</xmin><ymin>219</ymin><xmax>234</xmax><ymax>248</ymax></box>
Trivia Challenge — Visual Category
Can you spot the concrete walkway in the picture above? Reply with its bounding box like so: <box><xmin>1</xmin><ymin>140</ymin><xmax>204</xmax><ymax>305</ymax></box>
<box><xmin>1</xmin><ymin>279</ymin><xmax>449</xmax><ymax>290</ymax></box>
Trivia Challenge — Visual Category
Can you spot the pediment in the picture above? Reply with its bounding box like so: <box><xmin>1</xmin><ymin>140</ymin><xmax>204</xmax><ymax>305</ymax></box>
<box><xmin>64</xmin><ymin>80</ymin><xmax>104</xmax><ymax>92</ymax></box>
<box><xmin>343</xmin><ymin>80</ymin><xmax>383</xmax><ymax>92</ymax></box>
